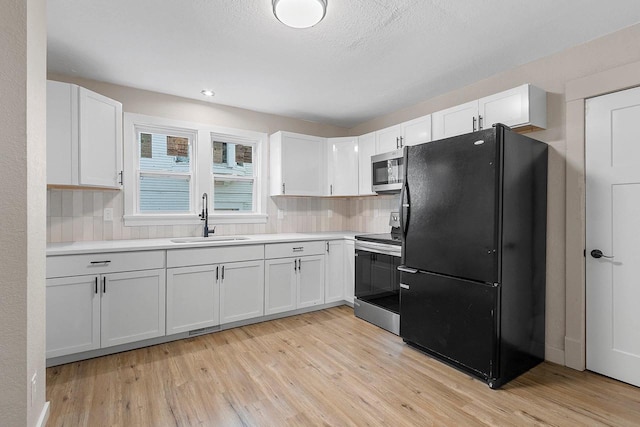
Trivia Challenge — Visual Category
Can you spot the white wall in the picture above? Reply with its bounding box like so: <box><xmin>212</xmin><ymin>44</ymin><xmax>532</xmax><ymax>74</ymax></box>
<box><xmin>0</xmin><ymin>0</ymin><xmax>48</xmax><ymax>426</ymax></box>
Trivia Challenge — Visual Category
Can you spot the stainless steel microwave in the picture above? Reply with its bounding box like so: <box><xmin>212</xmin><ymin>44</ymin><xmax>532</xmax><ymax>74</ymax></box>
<box><xmin>371</xmin><ymin>149</ymin><xmax>403</xmax><ymax>193</ymax></box>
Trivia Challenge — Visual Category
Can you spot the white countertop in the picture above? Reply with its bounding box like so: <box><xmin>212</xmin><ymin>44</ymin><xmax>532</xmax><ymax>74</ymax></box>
<box><xmin>46</xmin><ymin>231</ymin><xmax>359</xmax><ymax>256</ymax></box>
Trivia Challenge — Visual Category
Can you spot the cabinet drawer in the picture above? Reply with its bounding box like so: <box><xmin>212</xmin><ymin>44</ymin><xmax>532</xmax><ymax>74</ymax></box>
<box><xmin>47</xmin><ymin>250</ymin><xmax>165</xmax><ymax>278</ymax></box>
<box><xmin>265</xmin><ymin>241</ymin><xmax>325</xmax><ymax>259</ymax></box>
<box><xmin>167</xmin><ymin>244</ymin><xmax>264</xmax><ymax>268</ymax></box>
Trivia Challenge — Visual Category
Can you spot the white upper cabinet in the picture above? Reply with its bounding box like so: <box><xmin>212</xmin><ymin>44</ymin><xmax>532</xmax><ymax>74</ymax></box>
<box><xmin>432</xmin><ymin>84</ymin><xmax>547</xmax><ymax>140</ymax></box>
<box><xmin>401</xmin><ymin>115</ymin><xmax>432</xmax><ymax>146</ymax></box>
<box><xmin>47</xmin><ymin>80</ymin><xmax>123</xmax><ymax>188</ymax></box>
<box><xmin>478</xmin><ymin>84</ymin><xmax>547</xmax><ymax>131</ymax></box>
<box><xmin>270</xmin><ymin>131</ymin><xmax>326</xmax><ymax>196</ymax></box>
<box><xmin>376</xmin><ymin>124</ymin><xmax>403</xmax><ymax>153</ymax></box>
<box><xmin>432</xmin><ymin>100</ymin><xmax>479</xmax><ymax>140</ymax></box>
<box><xmin>376</xmin><ymin>114</ymin><xmax>432</xmax><ymax>153</ymax></box>
<box><xmin>357</xmin><ymin>132</ymin><xmax>376</xmax><ymax>196</ymax></box>
<box><xmin>326</xmin><ymin>137</ymin><xmax>358</xmax><ymax>196</ymax></box>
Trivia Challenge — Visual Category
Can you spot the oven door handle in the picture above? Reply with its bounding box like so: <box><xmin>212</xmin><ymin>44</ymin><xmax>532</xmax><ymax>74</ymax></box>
<box><xmin>397</xmin><ymin>266</ymin><xmax>418</xmax><ymax>274</ymax></box>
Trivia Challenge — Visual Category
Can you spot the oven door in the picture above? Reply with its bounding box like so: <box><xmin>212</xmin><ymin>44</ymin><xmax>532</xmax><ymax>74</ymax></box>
<box><xmin>355</xmin><ymin>248</ymin><xmax>401</xmax><ymax>314</ymax></box>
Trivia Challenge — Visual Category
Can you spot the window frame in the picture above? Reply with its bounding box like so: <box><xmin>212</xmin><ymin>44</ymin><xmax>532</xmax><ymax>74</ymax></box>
<box><xmin>210</xmin><ymin>132</ymin><xmax>258</xmax><ymax>215</ymax></box>
<box><xmin>136</xmin><ymin>125</ymin><xmax>196</xmax><ymax>215</ymax></box>
<box><xmin>123</xmin><ymin>113</ymin><xmax>268</xmax><ymax>226</ymax></box>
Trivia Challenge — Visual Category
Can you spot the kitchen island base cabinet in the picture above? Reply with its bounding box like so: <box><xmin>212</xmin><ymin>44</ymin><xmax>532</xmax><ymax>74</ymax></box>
<box><xmin>166</xmin><ymin>265</ymin><xmax>220</xmax><ymax>335</ymax></box>
<box><xmin>46</xmin><ymin>275</ymin><xmax>100</xmax><ymax>358</ymax></box>
<box><xmin>219</xmin><ymin>260</ymin><xmax>265</xmax><ymax>324</ymax></box>
<box><xmin>100</xmin><ymin>269</ymin><xmax>166</xmax><ymax>348</ymax></box>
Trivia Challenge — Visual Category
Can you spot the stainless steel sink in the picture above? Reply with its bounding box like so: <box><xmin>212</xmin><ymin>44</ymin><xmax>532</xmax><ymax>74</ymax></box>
<box><xmin>170</xmin><ymin>236</ymin><xmax>250</xmax><ymax>243</ymax></box>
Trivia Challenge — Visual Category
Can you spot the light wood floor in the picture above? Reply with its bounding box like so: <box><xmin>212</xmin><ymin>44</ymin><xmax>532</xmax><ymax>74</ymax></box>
<box><xmin>46</xmin><ymin>306</ymin><xmax>640</xmax><ymax>426</ymax></box>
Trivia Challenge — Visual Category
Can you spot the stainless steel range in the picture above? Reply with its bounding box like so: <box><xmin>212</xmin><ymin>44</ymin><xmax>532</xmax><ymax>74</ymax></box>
<box><xmin>354</xmin><ymin>213</ymin><xmax>402</xmax><ymax>335</ymax></box>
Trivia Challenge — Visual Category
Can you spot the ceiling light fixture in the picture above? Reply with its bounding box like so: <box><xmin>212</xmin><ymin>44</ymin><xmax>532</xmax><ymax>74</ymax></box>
<box><xmin>201</xmin><ymin>89</ymin><xmax>215</xmax><ymax>97</ymax></box>
<box><xmin>273</xmin><ymin>0</ymin><xmax>327</xmax><ymax>29</ymax></box>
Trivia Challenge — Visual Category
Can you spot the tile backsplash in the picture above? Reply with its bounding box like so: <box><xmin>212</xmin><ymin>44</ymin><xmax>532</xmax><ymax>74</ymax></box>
<box><xmin>46</xmin><ymin>189</ymin><xmax>400</xmax><ymax>243</ymax></box>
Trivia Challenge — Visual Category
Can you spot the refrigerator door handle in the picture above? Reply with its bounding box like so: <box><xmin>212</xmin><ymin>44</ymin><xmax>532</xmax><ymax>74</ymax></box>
<box><xmin>400</xmin><ymin>283</ymin><xmax>410</xmax><ymax>290</ymax></box>
<box><xmin>397</xmin><ymin>266</ymin><xmax>418</xmax><ymax>274</ymax></box>
<box><xmin>400</xmin><ymin>151</ymin><xmax>410</xmax><ymax>239</ymax></box>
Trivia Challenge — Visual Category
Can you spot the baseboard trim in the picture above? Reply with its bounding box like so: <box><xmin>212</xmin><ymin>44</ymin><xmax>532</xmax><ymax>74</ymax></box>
<box><xmin>564</xmin><ymin>337</ymin><xmax>586</xmax><ymax>371</ymax></box>
<box><xmin>544</xmin><ymin>345</ymin><xmax>565</xmax><ymax>366</ymax></box>
<box><xmin>36</xmin><ymin>401</ymin><xmax>50</xmax><ymax>427</ymax></box>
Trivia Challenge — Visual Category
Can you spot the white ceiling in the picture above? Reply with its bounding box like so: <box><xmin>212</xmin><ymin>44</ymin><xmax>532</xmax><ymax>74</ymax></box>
<box><xmin>47</xmin><ymin>0</ymin><xmax>640</xmax><ymax>128</ymax></box>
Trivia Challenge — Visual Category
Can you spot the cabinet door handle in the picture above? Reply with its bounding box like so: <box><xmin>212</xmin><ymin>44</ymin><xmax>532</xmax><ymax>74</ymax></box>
<box><xmin>396</xmin><ymin>137</ymin><xmax>399</xmax><ymax>149</ymax></box>
<box><xmin>294</xmin><ymin>260</ymin><xmax>297</xmax><ymax>271</ymax></box>
<box><xmin>479</xmin><ymin>115</ymin><xmax>483</xmax><ymax>130</ymax></box>
<box><xmin>118</xmin><ymin>171</ymin><xmax>124</xmax><ymax>185</ymax></box>
<box><xmin>472</xmin><ymin>116</ymin><xmax>477</xmax><ymax>132</ymax></box>
<box><xmin>330</xmin><ymin>184</ymin><xmax>333</xmax><ymax>195</ymax></box>
<box><xmin>399</xmin><ymin>136</ymin><xmax>404</xmax><ymax>148</ymax></box>
<box><xmin>216</xmin><ymin>265</ymin><xmax>219</xmax><ymax>281</ymax></box>
<box><xmin>292</xmin><ymin>247</ymin><xmax>304</xmax><ymax>252</ymax></box>
<box><xmin>282</xmin><ymin>183</ymin><xmax>285</xmax><ymax>195</ymax></box>
<box><xmin>90</xmin><ymin>260</ymin><xmax>111</xmax><ymax>265</ymax></box>
<box><xmin>95</xmin><ymin>277</ymin><xmax>98</xmax><ymax>294</ymax></box>
<box><xmin>222</xmin><ymin>265</ymin><xmax>225</xmax><ymax>280</ymax></box>
<box><xmin>298</xmin><ymin>258</ymin><xmax>302</xmax><ymax>272</ymax></box>
<box><xmin>326</xmin><ymin>242</ymin><xmax>329</xmax><ymax>253</ymax></box>
<box><xmin>103</xmin><ymin>276</ymin><xmax>106</xmax><ymax>293</ymax></box>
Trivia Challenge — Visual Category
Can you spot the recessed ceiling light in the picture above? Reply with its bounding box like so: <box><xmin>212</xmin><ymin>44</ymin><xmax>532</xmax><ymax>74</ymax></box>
<box><xmin>201</xmin><ymin>89</ymin><xmax>215</xmax><ymax>97</ymax></box>
<box><xmin>273</xmin><ymin>0</ymin><xmax>327</xmax><ymax>29</ymax></box>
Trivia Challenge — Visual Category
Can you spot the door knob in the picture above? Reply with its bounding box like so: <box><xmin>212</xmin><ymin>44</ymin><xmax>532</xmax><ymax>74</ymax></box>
<box><xmin>590</xmin><ymin>249</ymin><xmax>613</xmax><ymax>259</ymax></box>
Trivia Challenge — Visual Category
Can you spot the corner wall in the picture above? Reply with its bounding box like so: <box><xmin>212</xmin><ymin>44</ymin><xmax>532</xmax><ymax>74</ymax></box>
<box><xmin>0</xmin><ymin>0</ymin><xmax>48</xmax><ymax>425</ymax></box>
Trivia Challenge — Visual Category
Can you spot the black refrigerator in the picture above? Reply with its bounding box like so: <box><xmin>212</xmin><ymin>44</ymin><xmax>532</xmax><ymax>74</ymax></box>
<box><xmin>399</xmin><ymin>124</ymin><xmax>547</xmax><ymax>389</ymax></box>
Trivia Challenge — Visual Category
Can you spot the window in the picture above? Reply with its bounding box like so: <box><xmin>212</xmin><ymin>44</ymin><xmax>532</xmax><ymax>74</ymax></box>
<box><xmin>211</xmin><ymin>135</ymin><xmax>256</xmax><ymax>213</ymax></box>
<box><xmin>137</xmin><ymin>129</ymin><xmax>194</xmax><ymax>213</ymax></box>
<box><xmin>123</xmin><ymin>114</ymin><xmax>267</xmax><ymax>226</ymax></box>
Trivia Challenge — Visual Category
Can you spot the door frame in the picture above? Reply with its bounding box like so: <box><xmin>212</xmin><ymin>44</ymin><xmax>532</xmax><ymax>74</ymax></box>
<box><xmin>565</xmin><ymin>60</ymin><xmax>640</xmax><ymax>370</ymax></box>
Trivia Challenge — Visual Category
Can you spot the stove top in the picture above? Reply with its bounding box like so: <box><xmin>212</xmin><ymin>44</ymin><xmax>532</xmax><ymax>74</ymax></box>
<box><xmin>355</xmin><ymin>233</ymin><xmax>402</xmax><ymax>246</ymax></box>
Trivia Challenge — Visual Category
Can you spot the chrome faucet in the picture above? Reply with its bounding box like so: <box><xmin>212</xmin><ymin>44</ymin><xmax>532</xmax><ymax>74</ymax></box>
<box><xmin>199</xmin><ymin>193</ymin><xmax>215</xmax><ymax>237</ymax></box>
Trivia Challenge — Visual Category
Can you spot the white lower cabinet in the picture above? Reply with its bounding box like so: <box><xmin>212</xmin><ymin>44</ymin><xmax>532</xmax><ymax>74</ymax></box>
<box><xmin>265</xmin><ymin>241</ymin><xmax>326</xmax><ymax>314</ymax></box>
<box><xmin>219</xmin><ymin>260</ymin><xmax>265</xmax><ymax>324</ymax></box>
<box><xmin>298</xmin><ymin>255</ymin><xmax>325</xmax><ymax>308</ymax></box>
<box><xmin>265</xmin><ymin>258</ymin><xmax>297</xmax><ymax>315</ymax></box>
<box><xmin>344</xmin><ymin>240</ymin><xmax>355</xmax><ymax>304</ymax></box>
<box><xmin>166</xmin><ymin>265</ymin><xmax>220</xmax><ymax>335</ymax></box>
<box><xmin>46</xmin><ymin>275</ymin><xmax>100</xmax><ymax>358</ymax></box>
<box><xmin>325</xmin><ymin>240</ymin><xmax>345</xmax><ymax>303</ymax></box>
<box><xmin>100</xmin><ymin>269</ymin><xmax>166</xmax><ymax>348</ymax></box>
<box><xmin>167</xmin><ymin>259</ymin><xmax>265</xmax><ymax>332</ymax></box>
<box><xmin>166</xmin><ymin>245</ymin><xmax>266</xmax><ymax>330</ymax></box>
<box><xmin>46</xmin><ymin>267</ymin><xmax>166</xmax><ymax>357</ymax></box>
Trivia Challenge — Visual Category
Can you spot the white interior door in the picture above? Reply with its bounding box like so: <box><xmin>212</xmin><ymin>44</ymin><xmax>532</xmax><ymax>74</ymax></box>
<box><xmin>586</xmin><ymin>85</ymin><xmax>640</xmax><ymax>387</ymax></box>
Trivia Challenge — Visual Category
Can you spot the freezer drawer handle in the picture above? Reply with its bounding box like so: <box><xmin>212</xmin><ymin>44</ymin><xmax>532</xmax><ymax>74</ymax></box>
<box><xmin>400</xmin><ymin>283</ymin><xmax>410</xmax><ymax>290</ymax></box>
<box><xmin>397</xmin><ymin>266</ymin><xmax>418</xmax><ymax>274</ymax></box>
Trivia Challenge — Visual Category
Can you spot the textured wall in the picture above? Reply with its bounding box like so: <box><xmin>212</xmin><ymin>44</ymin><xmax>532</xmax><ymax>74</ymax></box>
<box><xmin>0</xmin><ymin>0</ymin><xmax>48</xmax><ymax>425</ymax></box>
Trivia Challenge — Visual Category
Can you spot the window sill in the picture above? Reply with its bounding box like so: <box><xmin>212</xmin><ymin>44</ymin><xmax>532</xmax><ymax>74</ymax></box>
<box><xmin>123</xmin><ymin>213</ymin><xmax>268</xmax><ymax>227</ymax></box>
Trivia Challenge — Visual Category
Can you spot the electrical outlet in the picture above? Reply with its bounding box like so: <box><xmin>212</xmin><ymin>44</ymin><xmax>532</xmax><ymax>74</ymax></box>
<box><xmin>104</xmin><ymin>208</ymin><xmax>113</xmax><ymax>221</ymax></box>
<box><xmin>31</xmin><ymin>373</ymin><xmax>37</xmax><ymax>407</ymax></box>
<box><xmin>277</xmin><ymin>209</ymin><xmax>284</xmax><ymax>220</ymax></box>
